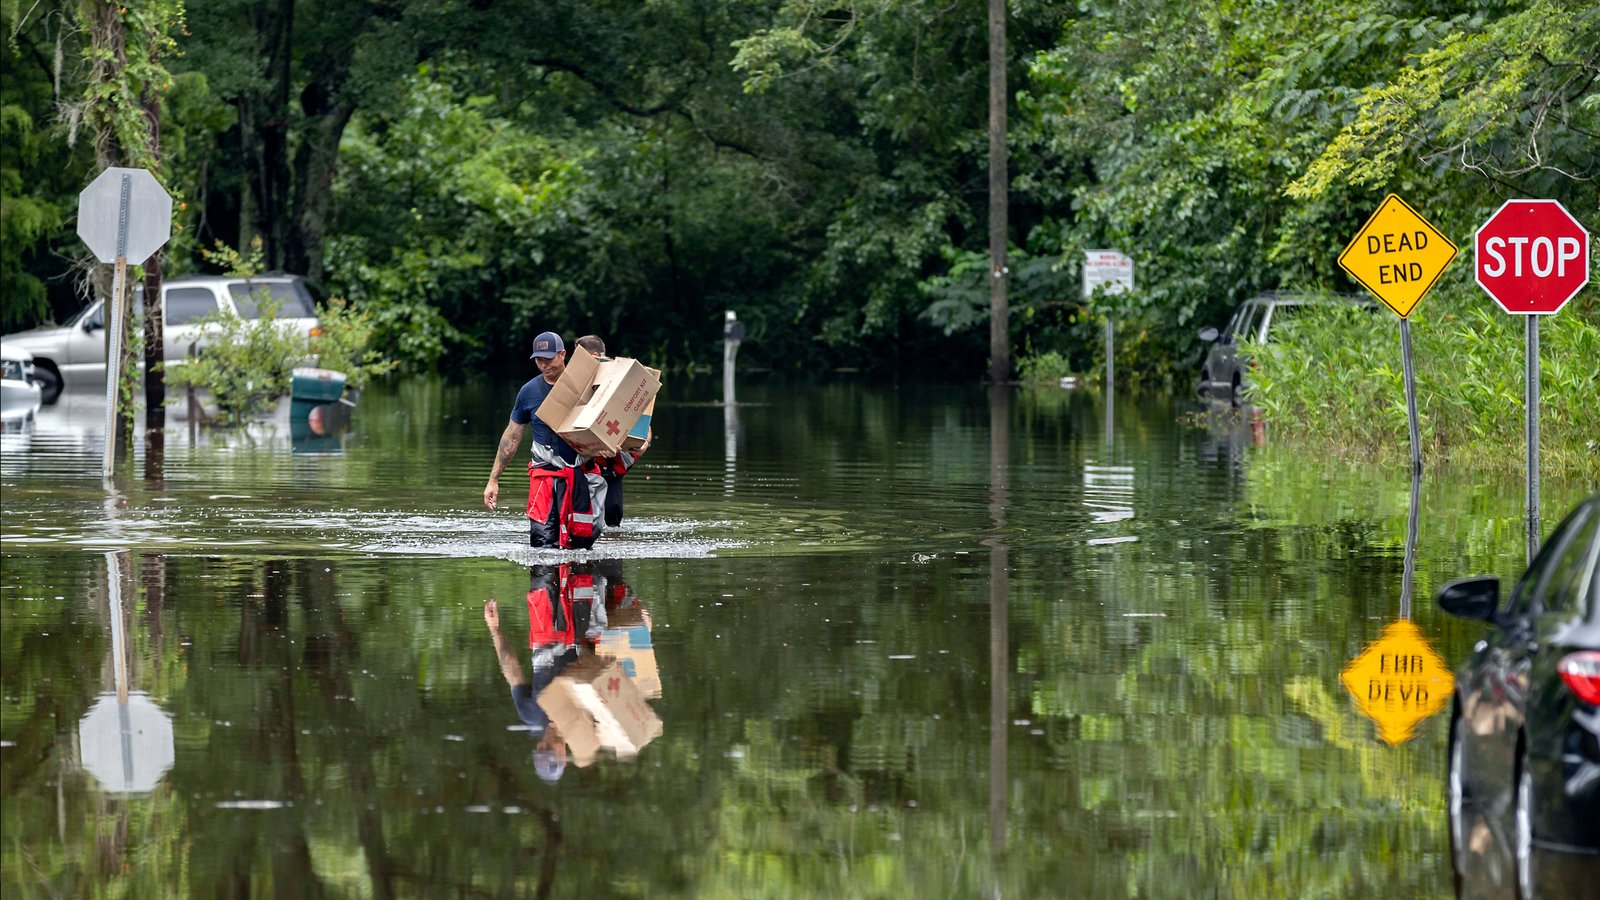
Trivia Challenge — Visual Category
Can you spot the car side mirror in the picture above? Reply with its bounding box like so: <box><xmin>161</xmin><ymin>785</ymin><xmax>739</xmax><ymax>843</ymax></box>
<box><xmin>1436</xmin><ymin>576</ymin><xmax>1499</xmax><ymax>622</ymax></box>
<box><xmin>1198</xmin><ymin>326</ymin><xmax>1219</xmax><ymax>343</ymax></box>
<box><xmin>83</xmin><ymin>317</ymin><xmax>101</xmax><ymax>333</ymax></box>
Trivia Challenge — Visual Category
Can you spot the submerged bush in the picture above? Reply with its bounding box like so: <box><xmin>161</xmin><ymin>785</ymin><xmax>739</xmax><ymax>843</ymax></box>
<box><xmin>1016</xmin><ymin>351</ymin><xmax>1077</xmax><ymax>384</ymax></box>
<box><xmin>164</xmin><ymin>300</ymin><xmax>306</xmax><ymax>425</ymax></box>
<box><xmin>1245</xmin><ymin>291</ymin><xmax>1599</xmax><ymax>476</ymax></box>
<box><xmin>310</xmin><ymin>297</ymin><xmax>395</xmax><ymax>391</ymax></box>
<box><xmin>165</xmin><ymin>294</ymin><xmax>393</xmax><ymax>424</ymax></box>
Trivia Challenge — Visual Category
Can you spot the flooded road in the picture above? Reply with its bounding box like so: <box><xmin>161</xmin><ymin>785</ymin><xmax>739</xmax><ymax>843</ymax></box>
<box><xmin>1</xmin><ymin>378</ymin><xmax>1589</xmax><ymax>897</ymax></box>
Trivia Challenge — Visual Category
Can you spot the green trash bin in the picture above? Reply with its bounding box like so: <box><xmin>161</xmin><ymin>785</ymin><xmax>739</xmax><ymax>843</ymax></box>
<box><xmin>290</xmin><ymin>367</ymin><xmax>346</xmax><ymax>418</ymax></box>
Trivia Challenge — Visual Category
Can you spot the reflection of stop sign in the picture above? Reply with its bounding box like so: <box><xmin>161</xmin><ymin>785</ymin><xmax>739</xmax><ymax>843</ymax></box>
<box><xmin>1474</xmin><ymin>199</ymin><xmax>1590</xmax><ymax>315</ymax></box>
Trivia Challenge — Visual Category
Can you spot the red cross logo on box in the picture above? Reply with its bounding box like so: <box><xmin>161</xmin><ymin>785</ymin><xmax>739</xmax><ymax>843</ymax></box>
<box><xmin>605</xmin><ymin>419</ymin><xmax>621</xmax><ymax>436</ymax></box>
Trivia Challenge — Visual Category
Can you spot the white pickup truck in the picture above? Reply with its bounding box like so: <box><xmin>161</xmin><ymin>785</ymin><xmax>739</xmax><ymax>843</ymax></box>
<box><xmin>1</xmin><ymin>274</ymin><xmax>321</xmax><ymax>404</ymax></box>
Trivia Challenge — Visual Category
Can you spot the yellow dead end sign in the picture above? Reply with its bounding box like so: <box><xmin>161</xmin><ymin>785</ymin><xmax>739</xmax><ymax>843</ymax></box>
<box><xmin>1338</xmin><ymin>194</ymin><xmax>1458</xmax><ymax>318</ymax></box>
<box><xmin>1340</xmin><ymin>620</ymin><xmax>1455</xmax><ymax>745</ymax></box>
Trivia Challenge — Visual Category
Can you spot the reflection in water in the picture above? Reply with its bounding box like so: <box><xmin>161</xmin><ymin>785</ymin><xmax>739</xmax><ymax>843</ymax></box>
<box><xmin>1400</xmin><ymin>469</ymin><xmax>1422</xmax><ymax>620</ymax></box>
<box><xmin>77</xmin><ymin>551</ymin><xmax>175</xmax><ymax>795</ymax></box>
<box><xmin>1083</xmin><ymin>465</ymin><xmax>1136</xmax><ymax>528</ymax></box>
<box><xmin>1338</xmin><ymin>470</ymin><xmax>1454</xmax><ymax>746</ymax></box>
<box><xmin>490</xmin><ymin>563</ymin><xmax>662</xmax><ymax>773</ymax></box>
<box><xmin>5</xmin><ymin>379</ymin><xmax>1591</xmax><ymax>896</ymax></box>
<box><xmin>988</xmin><ymin>385</ymin><xmax>1009</xmax><ymax>871</ymax></box>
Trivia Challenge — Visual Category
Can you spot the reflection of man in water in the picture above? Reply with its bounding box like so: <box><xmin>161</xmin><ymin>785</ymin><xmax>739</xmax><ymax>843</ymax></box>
<box><xmin>483</xmin><ymin>565</ymin><xmax>607</xmax><ymax>782</ymax></box>
<box><xmin>594</xmin><ymin>558</ymin><xmax>637</xmax><ymax>619</ymax></box>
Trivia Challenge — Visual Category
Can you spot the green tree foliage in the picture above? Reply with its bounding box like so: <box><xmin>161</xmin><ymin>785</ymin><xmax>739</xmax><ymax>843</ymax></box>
<box><xmin>1014</xmin><ymin>2</ymin><xmax>1491</xmax><ymax>380</ymax></box>
<box><xmin>3</xmin><ymin>0</ymin><xmax>1595</xmax><ymax>390</ymax></box>
<box><xmin>1</xmin><ymin>4</ymin><xmax>96</xmax><ymax>329</ymax></box>
<box><xmin>163</xmin><ymin>298</ymin><xmax>308</xmax><ymax>423</ymax></box>
<box><xmin>1291</xmin><ymin>2</ymin><xmax>1600</xmax><ymax>203</ymax></box>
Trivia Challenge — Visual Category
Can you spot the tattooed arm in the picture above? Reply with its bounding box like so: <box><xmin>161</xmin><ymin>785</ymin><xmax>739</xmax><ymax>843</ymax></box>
<box><xmin>484</xmin><ymin>420</ymin><xmax>527</xmax><ymax>510</ymax></box>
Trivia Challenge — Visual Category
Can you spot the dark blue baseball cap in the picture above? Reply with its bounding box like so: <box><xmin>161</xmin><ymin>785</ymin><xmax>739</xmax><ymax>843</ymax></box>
<box><xmin>530</xmin><ymin>332</ymin><xmax>565</xmax><ymax>359</ymax></box>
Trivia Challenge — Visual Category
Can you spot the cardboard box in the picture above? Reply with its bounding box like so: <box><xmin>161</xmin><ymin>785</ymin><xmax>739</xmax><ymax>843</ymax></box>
<box><xmin>619</xmin><ymin>394</ymin><xmax>656</xmax><ymax>453</ymax></box>
<box><xmin>619</xmin><ymin>367</ymin><xmax>660</xmax><ymax>452</ymax></box>
<box><xmin>537</xmin><ymin>688</ymin><xmax>601</xmax><ymax>768</ymax></box>
<box><xmin>537</xmin><ymin>655</ymin><xmax>662</xmax><ymax>760</ymax></box>
<box><xmin>535</xmin><ymin>348</ymin><xmax>660</xmax><ymax>457</ymax></box>
<box><xmin>598</xmin><ymin>617</ymin><xmax>660</xmax><ymax>700</ymax></box>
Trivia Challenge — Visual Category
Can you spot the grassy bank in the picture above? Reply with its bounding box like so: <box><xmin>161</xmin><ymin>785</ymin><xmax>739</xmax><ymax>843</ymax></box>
<box><xmin>1245</xmin><ymin>290</ymin><xmax>1599</xmax><ymax>478</ymax></box>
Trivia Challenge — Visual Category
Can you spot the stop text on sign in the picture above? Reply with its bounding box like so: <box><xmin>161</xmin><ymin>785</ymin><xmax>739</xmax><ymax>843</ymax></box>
<box><xmin>1338</xmin><ymin>194</ymin><xmax>1458</xmax><ymax>318</ymax></box>
<box><xmin>1474</xmin><ymin>198</ymin><xmax>1591</xmax><ymax>316</ymax></box>
<box><xmin>1480</xmin><ymin>236</ymin><xmax>1583</xmax><ymax>279</ymax></box>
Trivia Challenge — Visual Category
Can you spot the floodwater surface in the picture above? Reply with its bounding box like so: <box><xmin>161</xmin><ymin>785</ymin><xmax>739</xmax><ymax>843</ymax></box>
<box><xmin>1</xmin><ymin>377</ymin><xmax>1589</xmax><ymax>898</ymax></box>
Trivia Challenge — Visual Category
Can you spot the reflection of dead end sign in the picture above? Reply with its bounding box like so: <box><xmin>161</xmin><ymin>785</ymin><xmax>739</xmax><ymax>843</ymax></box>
<box><xmin>1340</xmin><ymin>620</ymin><xmax>1455</xmax><ymax>745</ymax></box>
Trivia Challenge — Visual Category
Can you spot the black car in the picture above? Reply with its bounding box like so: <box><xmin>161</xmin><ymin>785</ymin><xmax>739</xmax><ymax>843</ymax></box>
<box><xmin>1438</xmin><ymin>493</ymin><xmax>1600</xmax><ymax>898</ymax></box>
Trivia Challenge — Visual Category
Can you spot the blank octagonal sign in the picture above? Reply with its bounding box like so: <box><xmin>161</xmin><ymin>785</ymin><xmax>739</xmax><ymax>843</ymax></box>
<box><xmin>76</xmin><ymin>167</ymin><xmax>173</xmax><ymax>264</ymax></box>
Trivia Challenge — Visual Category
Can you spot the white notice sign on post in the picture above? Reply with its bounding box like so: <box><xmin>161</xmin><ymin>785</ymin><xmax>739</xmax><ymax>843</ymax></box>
<box><xmin>1083</xmin><ymin>250</ymin><xmax>1134</xmax><ymax>298</ymax></box>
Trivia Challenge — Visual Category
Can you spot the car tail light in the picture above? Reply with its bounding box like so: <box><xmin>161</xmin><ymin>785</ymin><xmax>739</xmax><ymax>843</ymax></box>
<box><xmin>1558</xmin><ymin>652</ymin><xmax>1600</xmax><ymax>705</ymax></box>
<box><xmin>309</xmin><ymin>327</ymin><xmax>324</xmax><ymax>337</ymax></box>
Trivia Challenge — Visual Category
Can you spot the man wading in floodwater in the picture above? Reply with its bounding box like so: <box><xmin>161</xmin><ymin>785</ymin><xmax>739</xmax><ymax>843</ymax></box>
<box><xmin>573</xmin><ymin>334</ymin><xmax>649</xmax><ymax>529</ymax></box>
<box><xmin>483</xmin><ymin>331</ymin><xmax>607</xmax><ymax>549</ymax></box>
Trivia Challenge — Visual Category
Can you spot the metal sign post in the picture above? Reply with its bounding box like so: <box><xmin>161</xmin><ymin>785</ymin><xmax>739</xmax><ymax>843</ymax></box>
<box><xmin>1472</xmin><ymin>198</ymin><xmax>1590</xmax><ymax>563</ymax></box>
<box><xmin>1083</xmin><ymin>250</ymin><xmax>1131</xmax><ymax>442</ymax></box>
<box><xmin>102</xmin><ymin>175</ymin><xmax>132</xmax><ymax>482</ymax></box>
<box><xmin>1104</xmin><ymin>317</ymin><xmax>1113</xmax><ymax>432</ymax></box>
<box><xmin>1399</xmin><ymin>319</ymin><xmax>1421</xmax><ymax>474</ymax></box>
<box><xmin>1526</xmin><ymin>318</ymin><xmax>1540</xmax><ymax>561</ymax></box>
<box><xmin>723</xmin><ymin>311</ymin><xmax>745</xmax><ymax>499</ymax></box>
<box><xmin>76</xmin><ymin>167</ymin><xmax>173</xmax><ymax>481</ymax></box>
<box><xmin>1337</xmin><ymin>194</ymin><xmax>1457</xmax><ymax>473</ymax></box>
<box><xmin>1333</xmin><ymin>195</ymin><xmax>1462</xmax><ymax>748</ymax></box>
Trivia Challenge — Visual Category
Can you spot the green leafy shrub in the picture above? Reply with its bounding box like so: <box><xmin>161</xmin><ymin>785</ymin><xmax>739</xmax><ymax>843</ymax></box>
<box><xmin>1245</xmin><ymin>291</ymin><xmax>1599</xmax><ymax>476</ymax></box>
<box><xmin>1016</xmin><ymin>351</ymin><xmax>1077</xmax><ymax>384</ymax></box>
<box><xmin>310</xmin><ymin>297</ymin><xmax>395</xmax><ymax>391</ymax></box>
<box><xmin>165</xmin><ymin>299</ymin><xmax>306</xmax><ymax>425</ymax></box>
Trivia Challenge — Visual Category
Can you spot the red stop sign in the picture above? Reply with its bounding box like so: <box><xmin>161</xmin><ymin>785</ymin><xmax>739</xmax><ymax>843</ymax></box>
<box><xmin>1474</xmin><ymin>199</ymin><xmax>1590</xmax><ymax>315</ymax></box>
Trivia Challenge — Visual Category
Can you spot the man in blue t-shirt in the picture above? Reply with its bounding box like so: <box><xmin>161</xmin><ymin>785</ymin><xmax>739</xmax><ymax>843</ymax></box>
<box><xmin>484</xmin><ymin>331</ymin><xmax>607</xmax><ymax>547</ymax></box>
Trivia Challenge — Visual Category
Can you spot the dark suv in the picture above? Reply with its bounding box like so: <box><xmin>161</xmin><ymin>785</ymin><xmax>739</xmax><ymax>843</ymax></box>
<box><xmin>1195</xmin><ymin>292</ymin><xmax>1373</xmax><ymax>405</ymax></box>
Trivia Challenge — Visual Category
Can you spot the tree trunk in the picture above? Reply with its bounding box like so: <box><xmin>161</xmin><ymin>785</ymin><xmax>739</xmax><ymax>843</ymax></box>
<box><xmin>265</xmin><ymin>0</ymin><xmax>295</xmax><ymax>269</ymax></box>
<box><xmin>987</xmin><ymin>0</ymin><xmax>1009</xmax><ymax>383</ymax></box>
<box><xmin>141</xmin><ymin>82</ymin><xmax>165</xmax><ymax>479</ymax></box>
<box><xmin>142</xmin><ymin>251</ymin><xmax>165</xmax><ymax>477</ymax></box>
<box><xmin>237</xmin><ymin>0</ymin><xmax>295</xmax><ymax>269</ymax></box>
<box><xmin>240</xmin><ymin>102</ymin><xmax>258</xmax><ymax>249</ymax></box>
<box><xmin>288</xmin><ymin>101</ymin><xmax>356</xmax><ymax>283</ymax></box>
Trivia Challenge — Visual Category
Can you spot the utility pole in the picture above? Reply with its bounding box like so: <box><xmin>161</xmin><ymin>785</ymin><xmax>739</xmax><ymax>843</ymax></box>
<box><xmin>987</xmin><ymin>0</ymin><xmax>1009</xmax><ymax>383</ymax></box>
